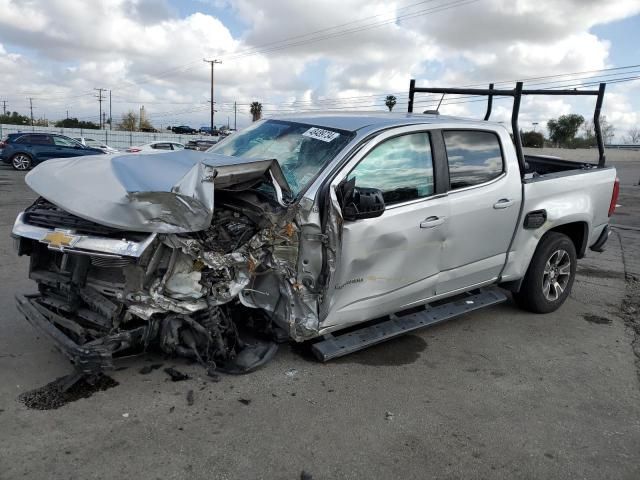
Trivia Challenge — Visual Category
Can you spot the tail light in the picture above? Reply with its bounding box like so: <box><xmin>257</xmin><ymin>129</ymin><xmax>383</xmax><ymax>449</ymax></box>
<box><xmin>608</xmin><ymin>177</ymin><xmax>620</xmax><ymax>217</ymax></box>
<box><xmin>0</xmin><ymin>140</ymin><xmax>6</xmax><ymax>148</ymax></box>
<box><xmin>127</xmin><ymin>147</ymin><xmax>141</xmax><ymax>153</ymax></box>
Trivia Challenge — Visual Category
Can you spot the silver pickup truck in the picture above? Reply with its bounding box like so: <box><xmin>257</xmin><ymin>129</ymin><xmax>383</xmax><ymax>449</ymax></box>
<box><xmin>11</xmin><ymin>82</ymin><xmax>619</xmax><ymax>376</ymax></box>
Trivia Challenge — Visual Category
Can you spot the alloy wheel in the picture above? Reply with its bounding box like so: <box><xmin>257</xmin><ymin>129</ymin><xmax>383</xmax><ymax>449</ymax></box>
<box><xmin>12</xmin><ymin>154</ymin><xmax>31</xmax><ymax>170</ymax></box>
<box><xmin>542</xmin><ymin>249</ymin><xmax>571</xmax><ymax>301</ymax></box>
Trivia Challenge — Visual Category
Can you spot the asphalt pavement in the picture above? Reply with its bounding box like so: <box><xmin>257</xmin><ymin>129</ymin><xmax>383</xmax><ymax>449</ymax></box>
<box><xmin>0</xmin><ymin>149</ymin><xmax>639</xmax><ymax>480</ymax></box>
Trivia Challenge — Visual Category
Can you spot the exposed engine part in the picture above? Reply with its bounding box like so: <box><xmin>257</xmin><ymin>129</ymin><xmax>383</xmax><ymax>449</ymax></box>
<box><xmin>16</xmin><ymin>198</ymin><xmax>292</xmax><ymax>376</ymax></box>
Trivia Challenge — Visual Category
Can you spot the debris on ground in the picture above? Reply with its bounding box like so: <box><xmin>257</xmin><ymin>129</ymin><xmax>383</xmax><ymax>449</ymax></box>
<box><xmin>385</xmin><ymin>411</ymin><xmax>394</xmax><ymax>421</ymax></box>
<box><xmin>18</xmin><ymin>374</ymin><xmax>119</xmax><ymax>410</ymax></box>
<box><xmin>164</xmin><ymin>367</ymin><xmax>190</xmax><ymax>382</ymax></box>
<box><xmin>285</xmin><ymin>368</ymin><xmax>298</xmax><ymax>378</ymax></box>
<box><xmin>238</xmin><ymin>398</ymin><xmax>251</xmax><ymax>405</ymax></box>
<box><xmin>187</xmin><ymin>389</ymin><xmax>194</xmax><ymax>406</ymax></box>
<box><xmin>122</xmin><ymin>413</ymin><xmax>129</xmax><ymax>418</ymax></box>
<box><xmin>300</xmin><ymin>470</ymin><xmax>313</xmax><ymax>480</ymax></box>
<box><xmin>583</xmin><ymin>314</ymin><xmax>613</xmax><ymax>325</ymax></box>
<box><xmin>139</xmin><ymin>363</ymin><xmax>164</xmax><ymax>375</ymax></box>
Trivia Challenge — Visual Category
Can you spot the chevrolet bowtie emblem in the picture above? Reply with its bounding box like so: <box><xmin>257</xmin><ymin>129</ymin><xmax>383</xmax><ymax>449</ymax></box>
<box><xmin>41</xmin><ymin>231</ymin><xmax>79</xmax><ymax>250</ymax></box>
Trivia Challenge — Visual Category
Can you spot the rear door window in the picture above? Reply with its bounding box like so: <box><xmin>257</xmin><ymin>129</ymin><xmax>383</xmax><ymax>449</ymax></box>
<box><xmin>152</xmin><ymin>143</ymin><xmax>172</xmax><ymax>150</ymax></box>
<box><xmin>17</xmin><ymin>134</ymin><xmax>54</xmax><ymax>145</ymax></box>
<box><xmin>443</xmin><ymin>131</ymin><xmax>504</xmax><ymax>190</ymax></box>
<box><xmin>346</xmin><ymin>132</ymin><xmax>434</xmax><ymax>205</ymax></box>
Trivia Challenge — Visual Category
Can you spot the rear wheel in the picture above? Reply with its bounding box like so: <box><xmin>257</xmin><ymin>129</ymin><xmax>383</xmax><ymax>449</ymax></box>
<box><xmin>11</xmin><ymin>153</ymin><xmax>32</xmax><ymax>171</ymax></box>
<box><xmin>513</xmin><ymin>232</ymin><xmax>576</xmax><ymax>313</ymax></box>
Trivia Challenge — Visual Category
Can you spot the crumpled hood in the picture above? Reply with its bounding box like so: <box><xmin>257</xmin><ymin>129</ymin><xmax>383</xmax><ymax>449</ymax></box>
<box><xmin>25</xmin><ymin>150</ymin><xmax>291</xmax><ymax>233</ymax></box>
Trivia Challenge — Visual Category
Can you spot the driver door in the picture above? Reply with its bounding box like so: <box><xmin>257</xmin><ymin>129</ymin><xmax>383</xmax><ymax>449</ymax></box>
<box><xmin>321</xmin><ymin>127</ymin><xmax>450</xmax><ymax>331</ymax></box>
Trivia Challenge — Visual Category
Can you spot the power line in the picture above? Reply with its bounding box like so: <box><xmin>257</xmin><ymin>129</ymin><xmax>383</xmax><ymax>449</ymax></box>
<box><xmin>113</xmin><ymin>0</ymin><xmax>479</xmax><ymax>93</ymax></box>
<box><xmin>222</xmin><ymin>0</ymin><xmax>481</xmax><ymax>61</ymax></box>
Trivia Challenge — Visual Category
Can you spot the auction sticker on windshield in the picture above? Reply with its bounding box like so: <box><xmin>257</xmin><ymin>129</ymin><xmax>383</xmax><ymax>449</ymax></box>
<box><xmin>303</xmin><ymin>127</ymin><xmax>340</xmax><ymax>142</ymax></box>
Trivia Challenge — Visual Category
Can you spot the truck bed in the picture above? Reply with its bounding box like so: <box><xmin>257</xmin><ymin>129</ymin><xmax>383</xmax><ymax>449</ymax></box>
<box><xmin>523</xmin><ymin>154</ymin><xmax>596</xmax><ymax>177</ymax></box>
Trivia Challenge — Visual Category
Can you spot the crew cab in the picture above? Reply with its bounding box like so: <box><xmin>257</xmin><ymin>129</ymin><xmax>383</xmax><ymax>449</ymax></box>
<box><xmin>11</xmin><ymin>82</ymin><xmax>619</xmax><ymax>377</ymax></box>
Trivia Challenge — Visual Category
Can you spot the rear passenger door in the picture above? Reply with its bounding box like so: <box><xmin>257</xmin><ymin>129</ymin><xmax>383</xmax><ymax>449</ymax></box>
<box><xmin>19</xmin><ymin>134</ymin><xmax>56</xmax><ymax>160</ymax></box>
<box><xmin>436</xmin><ymin>129</ymin><xmax>522</xmax><ymax>294</ymax></box>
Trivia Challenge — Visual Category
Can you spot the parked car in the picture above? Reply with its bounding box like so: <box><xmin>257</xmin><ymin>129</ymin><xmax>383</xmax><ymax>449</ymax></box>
<box><xmin>171</xmin><ymin>125</ymin><xmax>197</xmax><ymax>134</ymax></box>
<box><xmin>0</xmin><ymin>132</ymin><xmax>105</xmax><ymax>170</ymax></box>
<box><xmin>199</xmin><ymin>126</ymin><xmax>215</xmax><ymax>135</ymax></box>
<box><xmin>126</xmin><ymin>141</ymin><xmax>185</xmax><ymax>153</ymax></box>
<box><xmin>10</xmin><ymin>82</ymin><xmax>618</xmax><ymax>378</ymax></box>
<box><xmin>74</xmin><ymin>137</ymin><xmax>119</xmax><ymax>154</ymax></box>
<box><xmin>185</xmin><ymin>139</ymin><xmax>218</xmax><ymax>151</ymax></box>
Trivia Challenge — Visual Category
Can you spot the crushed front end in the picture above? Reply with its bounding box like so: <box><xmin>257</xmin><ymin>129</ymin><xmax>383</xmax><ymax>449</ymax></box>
<box><xmin>12</xmin><ymin>158</ymin><xmax>321</xmax><ymax>376</ymax></box>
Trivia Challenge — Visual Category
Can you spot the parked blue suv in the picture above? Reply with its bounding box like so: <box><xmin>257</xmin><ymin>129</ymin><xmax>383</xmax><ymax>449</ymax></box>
<box><xmin>0</xmin><ymin>132</ymin><xmax>105</xmax><ymax>170</ymax></box>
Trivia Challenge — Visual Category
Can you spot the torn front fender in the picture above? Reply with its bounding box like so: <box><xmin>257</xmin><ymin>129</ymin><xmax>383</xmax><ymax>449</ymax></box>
<box><xmin>25</xmin><ymin>151</ymin><xmax>291</xmax><ymax>233</ymax></box>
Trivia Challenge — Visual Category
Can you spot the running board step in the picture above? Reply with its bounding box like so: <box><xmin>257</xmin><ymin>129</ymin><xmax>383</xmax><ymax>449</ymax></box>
<box><xmin>312</xmin><ymin>288</ymin><xmax>507</xmax><ymax>361</ymax></box>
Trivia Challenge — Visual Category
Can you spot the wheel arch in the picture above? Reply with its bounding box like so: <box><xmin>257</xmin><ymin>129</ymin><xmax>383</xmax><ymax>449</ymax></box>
<box><xmin>547</xmin><ymin>221</ymin><xmax>588</xmax><ymax>259</ymax></box>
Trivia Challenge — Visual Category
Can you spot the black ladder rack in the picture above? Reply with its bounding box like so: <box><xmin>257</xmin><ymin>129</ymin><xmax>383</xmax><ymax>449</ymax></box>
<box><xmin>407</xmin><ymin>79</ymin><xmax>607</xmax><ymax>174</ymax></box>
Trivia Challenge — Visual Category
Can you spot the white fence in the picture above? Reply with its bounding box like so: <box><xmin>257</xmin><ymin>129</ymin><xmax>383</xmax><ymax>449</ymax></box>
<box><xmin>0</xmin><ymin>124</ymin><xmax>212</xmax><ymax>150</ymax></box>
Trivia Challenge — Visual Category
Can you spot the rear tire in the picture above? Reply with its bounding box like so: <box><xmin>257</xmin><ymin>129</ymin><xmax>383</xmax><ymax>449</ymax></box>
<box><xmin>11</xmin><ymin>153</ymin><xmax>32</xmax><ymax>171</ymax></box>
<box><xmin>513</xmin><ymin>232</ymin><xmax>576</xmax><ymax>313</ymax></box>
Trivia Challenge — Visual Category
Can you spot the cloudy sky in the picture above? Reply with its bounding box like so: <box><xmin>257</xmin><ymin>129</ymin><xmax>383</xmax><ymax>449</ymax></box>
<box><xmin>0</xmin><ymin>0</ymin><xmax>638</xmax><ymax>139</ymax></box>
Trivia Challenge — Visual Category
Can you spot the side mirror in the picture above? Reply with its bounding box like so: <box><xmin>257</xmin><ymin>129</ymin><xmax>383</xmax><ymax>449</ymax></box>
<box><xmin>339</xmin><ymin>179</ymin><xmax>385</xmax><ymax>221</ymax></box>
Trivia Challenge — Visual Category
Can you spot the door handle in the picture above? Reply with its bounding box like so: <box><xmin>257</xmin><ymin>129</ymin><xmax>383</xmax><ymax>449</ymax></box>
<box><xmin>493</xmin><ymin>198</ymin><xmax>514</xmax><ymax>209</ymax></box>
<box><xmin>420</xmin><ymin>216</ymin><xmax>445</xmax><ymax>228</ymax></box>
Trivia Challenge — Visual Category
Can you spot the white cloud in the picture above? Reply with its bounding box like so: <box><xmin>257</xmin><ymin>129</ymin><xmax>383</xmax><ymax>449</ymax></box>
<box><xmin>0</xmin><ymin>0</ymin><xmax>637</xmax><ymax>134</ymax></box>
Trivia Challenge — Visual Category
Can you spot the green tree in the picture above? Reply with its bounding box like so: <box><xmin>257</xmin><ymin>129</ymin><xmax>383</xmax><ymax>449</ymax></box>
<box><xmin>522</xmin><ymin>130</ymin><xmax>544</xmax><ymax>148</ymax></box>
<box><xmin>547</xmin><ymin>114</ymin><xmax>584</xmax><ymax>146</ymax></box>
<box><xmin>250</xmin><ymin>101</ymin><xmax>262</xmax><ymax>122</ymax></box>
<box><xmin>385</xmin><ymin>95</ymin><xmax>397</xmax><ymax>112</ymax></box>
<box><xmin>54</xmin><ymin>117</ymin><xmax>100</xmax><ymax>129</ymax></box>
<box><xmin>0</xmin><ymin>111</ymin><xmax>31</xmax><ymax>126</ymax></box>
<box><xmin>117</xmin><ymin>111</ymin><xmax>138</xmax><ymax>131</ymax></box>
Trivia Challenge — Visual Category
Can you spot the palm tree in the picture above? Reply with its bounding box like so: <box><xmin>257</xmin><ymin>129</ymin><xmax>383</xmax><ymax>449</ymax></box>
<box><xmin>250</xmin><ymin>102</ymin><xmax>263</xmax><ymax>122</ymax></box>
<box><xmin>385</xmin><ymin>95</ymin><xmax>397</xmax><ymax>112</ymax></box>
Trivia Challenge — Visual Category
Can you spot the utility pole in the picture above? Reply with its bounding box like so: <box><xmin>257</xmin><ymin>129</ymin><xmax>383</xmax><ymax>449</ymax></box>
<box><xmin>94</xmin><ymin>88</ymin><xmax>106</xmax><ymax>129</ymax></box>
<box><xmin>28</xmin><ymin>97</ymin><xmax>34</xmax><ymax>126</ymax></box>
<box><xmin>203</xmin><ymin>59</ymin><xmax>222</xmax><ymax>133</ymax></box>
<box><xmin>66</xmin><ymin>110</ymin><xmax>69</xmax><ymax>119</ymax></box>
<box><xmin>1</xmin><ymin>100</ymin><xmax>6</xmax><ymax>115</ymax></box>
<box><xmin>234</xmin><ymin>101</ymin><xmax>236</xmax><ymax>130</ymax></box>
<box><xmin>109</xmin><ymin>90</ymin><xmax>112</xmax><ymax>130</ymax></box>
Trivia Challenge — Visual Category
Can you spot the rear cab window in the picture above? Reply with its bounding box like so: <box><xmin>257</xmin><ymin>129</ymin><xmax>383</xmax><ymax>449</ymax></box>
<box><xmin>346</xmin><ymin>132</ymin><xmax>434</xmax><ymax>205</ymax></box>
<box><xmin>443</xmin><ymin>130</ymin><xmax>504</xmax><ymax>190</ymax></box>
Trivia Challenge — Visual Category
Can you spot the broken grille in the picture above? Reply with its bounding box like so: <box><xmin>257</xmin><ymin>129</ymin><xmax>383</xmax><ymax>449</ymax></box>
<box><xmin>24</xmin><ymin>197</ymin><xmax>124</xmax><ymax>237</ymax></box>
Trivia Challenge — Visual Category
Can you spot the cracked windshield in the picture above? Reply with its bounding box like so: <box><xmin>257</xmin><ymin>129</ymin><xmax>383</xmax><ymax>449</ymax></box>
<box><xmin>210</xmin><ymin>119</ymin><xmax>354</xmax><ymax>195</ymax></box>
